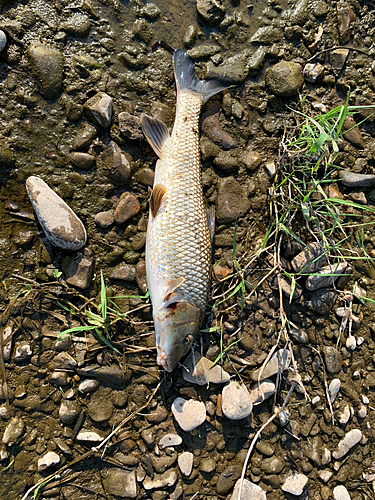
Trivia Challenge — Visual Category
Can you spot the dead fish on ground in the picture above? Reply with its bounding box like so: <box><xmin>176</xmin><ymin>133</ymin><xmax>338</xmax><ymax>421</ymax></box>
<box><xmin>141</xmin><ymin>41</ymin><xmax>232</xmax><ymax>372</ymax></box>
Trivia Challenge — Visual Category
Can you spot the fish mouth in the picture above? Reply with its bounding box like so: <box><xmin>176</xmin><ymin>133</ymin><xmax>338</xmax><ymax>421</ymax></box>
<box><xmin>157</xmin><ymin>350</ymin><xmax>173</xmax><ymax>372</ymax></box>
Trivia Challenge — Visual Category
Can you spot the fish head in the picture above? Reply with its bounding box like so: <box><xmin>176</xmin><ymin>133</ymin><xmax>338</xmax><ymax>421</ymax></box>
<box><xmin>154</xmin><ymin>298</ymin><xmax>201</xmax><ymax>372</ymax></box>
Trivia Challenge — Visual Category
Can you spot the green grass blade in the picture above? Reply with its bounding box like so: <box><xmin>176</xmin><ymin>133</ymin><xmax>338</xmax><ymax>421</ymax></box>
<box><xmin>95</xmin><ymin>328</ymin><xmax>121</xmax><ymax>354</ymax></box>
<box><xmin>100</xmin><ymin>271</ymin><xmax>107</xmax><ymax>321</ymax></box>
<box><xmin>58</xmin><ymin>325</ymin><xmax>97</xmax><ymax>338</ymax></box>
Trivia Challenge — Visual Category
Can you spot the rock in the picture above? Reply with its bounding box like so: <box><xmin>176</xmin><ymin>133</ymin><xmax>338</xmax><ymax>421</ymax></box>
<box><xmin>196</xmin><ymin>0</ymin><xmax>225</xmax><ymax>25</ymax></box>
<box><xmin>26</xmin><ymin>176</ymin><xmax>87</xmax><ymax>251</ymax></box>
<box><xmin>181</xmin><ymin>351</ymin><xmax>230</xmax><ymax>385</ymax></box>
<box><xmin>205</xmin><ymin>53</ymin><xmax>249</xmax><ymax>84</ymax></box>
<box><xmin>338</xmin><ymin>170</ymin><xmax>375</xmax><ymax>187</ymax></box>
<box><xmin>338</xmin><ymin>405</ymin><xmax>351</xmax><ymax>425</ymax></box>
<box><xmin>118</xmin><ymin>112</ymin><xmax>143</xmax><ymax>141</ymax></box>
<box><xmin>241</xmin><ymin>149</ymin><xmax>262</xmax><ymax>171</ymax></box>
<box><xmin>328</xmin><ymin>378</ymin><xmax>341</xmax><ymax>403</ymax></box>
<box><xmin>37</xmin><ymin>451</ymin><xmax>60</xmax><ymax>472</ymax></box>
<box><xmin>333</xmin><ymin>485</ymin><xmax>351</xmax><ymax>500</ymax></box>
<box><xmin>279</xmin><ymin>408</ymin><xmax>290</xmax><ymax>426</ymax></box>
<box><xmin>87</xmin><ymin>389</ymin><xmax>114</xmax><ymax>423</ymax></box>
<box><xmin>84</xmin><ymin>93</ymin><xmax>113</xmax><ymax>128</ymax></box>
<box><xmin>337</xmin><ymin>2</ymin><xmax>355</xmax><ymax>43</ymax></box>
<box><xmin>217</xmin><ymin>176</ymin><xmax>250</xmax><ymax>223</ymax></box>
<box><xmin>281</xmin><ymin>471</ymin><xmax>308</xmax><ymax>496</ymax></box>
<box><xmin>247</xmin><ymin>47</ymin><xmax>268</xmax><ymax>75</ymax></box>
<box><xmin>95</xmin><ymin>210</ymin><xmax>115</xmax><ymax>229</ymax></box>
<box><xmin>76</xmin><ymin>430</ymin><xmax>104</xmax><ymax>444</ymax></box>
<box><xmin>330</xmin><ymin>48</ymin><xmax>349</xmax><ymax>75</ymax></box>
<box><xmin>342</xmin><ymin>116</ymin><xmax>364</xmax><ymax>149</ymax></box>
<box><xmin>251</xmin><ymin>349</ymin><xmax>291</xmax><ymax>381</ymax></box>
<box><xmin>135</xmin><ymin>260</ymin><xmax>148</xmax><ymax>294</ymax></box>
<box><xmin>27</xmin><ymin>43</ymin><xmax>64</xmax><ymax>99</ymax></box>
<box><xmin>98</xmin><ymin>141</ymin><xmax>131</xmax><ymax>185</ymax></box>
<box><xmin>250</xmin><ymin>379</ymin><xmax>276</xmax><ymax>405</ymax></box>
<box><xmin>72</xmin><ymin>123</ymin><xmax>97</xmax><ymax>151</ymax></box>
<box><xmin>304</xmin><ymin>63</ymin><xmax>324</xmax><ymax>83</ymax></box>
<box><xmin>59</xmin><ymin>400</ymin><xmax>81</xmax><ymax>425</ymax></box>
<box><xmin>114</xmin><ymin>193</ymin><xmax>140</xmax><ymax>224</ymax></box>
<box><xmin>110</xmin><ymin>264</ymin><xmax>136</xmax><ymax>282</ymax></box>
<box><xmin>159</xmin><ymin>434</ymin><xmax>182</xmax><ymax>449</ymax></box>
<box><xmin>265</xmin><ymin>61</ymin><xmax>304</xmax><ymax>97</ymax></box>
<box><xmin>62</xmin><ymin>14</ymin><xmax>91</xmax><ymax>37</ymax></box>
<box><xmin>14</xmin><ymin>343</ymin><xmax>32</xmax><ymax>361</ymax></box>
<box><xmin>318</xmin><ymin>470</ymin><xmax>333</xmax><ymax>483</ymax></box>
<box><xmin>306</xmin><ymin>289</ymin><xmax>337</xmax><ymax>315</ymax></box>
<box><xmin>231</xmin><ymin>479</ymin><xmax>266</xmax><ymax>500</ymax></box>
<box><xmin>213</xmin><ymin>150</ymin><xmax>238</xmax><ymax>173</ymax></box>
<box><xmin>200</xmin><ymin>457</ymin><xmax>216</xmax><ymax>474</ymax></box>
<box><xmin>62</xmin><ymin>248</ymin><xmax>94</xmax><ymax>290</ymax></box>
<box><xmin>222</xmin><ymin>381</ymin><xmax>252</xmax><ymax>420</ymax></box>
<box><xmin>178</xmin><ymin>451</ymin><xmax>193</xmax><ymax>476</ymax></box>
<box><xmin>171</xmin><ymin>397</ymin><xmax>206</xmax><ymax>431</ymax></box>
<box><xmin>289</xmin><ymin>0</ymin><xmax>310</xmax><ymax>24</ymax></box>
<box><xmin>333</xmin><ymin>429</ymin><xmax>362</xmax><ymax>459</ymax></box>
<box><xmin>136</xmin><ymin>168</ymin><xmax>154</xmax><ymax>186</ymax></box>
<box><xmin>217</xmin><ymin>465</ymin><xmax>242</xmax><ymax>496</ymax></box>
<box><xmin>2</xmin><ymin>417</ymin><xmax>25</xmax><ymax>445</ymax></box>
<box><xmin>78</xmin><ymin>379</ymin><xmax>99</xmax><ymax>394</ymax></box>
<box><xmin>305</xmin><ymin>262</ymin><xmax>348</xmax><ymax>290</ymax></box>
<box><xmin>201</xmin><ymin>104</ymin><xmax>237</xmax><ymax>149</ymax></box>
<box><xmin>103</xmin><ymin>469</ymin><xmax>137</xmax><ymax>498</ymax></box>
<box><xmin>70</xmin><ymin>152</ymin><xmax>95</xmax><ymax>170</ymax></box>
<box><xmin>289</xmin><ymin>326</ymin><xmax>308</xmax><ymax>344</ymax></box>
<box><xmin>291</xmin><ymin>241</ymin><xmax>326</xmax><ymax>273</ymax></box>
<box><xmin>188</xmin><ymin>44</ymin><xmax>220</xmax><ymax>61</ymax></box>
<box><xmin>66</xmin><ymin>101</ymin><xmax>84</xmax><ymax>122</ymax></box>
<box><xmin>143</xmin><ymin>469</ymin><xmax>178</xmax><ymax>490</ymax></box>
<box><xmin>322</xmin><ymin>346</ymin><xmax>341</xmax><ymax>373</ymax></box>
<box><xmin>0</xmin><ymin>30</ymin><xmax>6</xmax><ymax>54</ymax></box>
<box><xmin>76</xmin><ymin>365</ymin><xmax>128</xmax><ymax>387</ymax></box>
<box><xmin>251</xmin><ymin>26</ymin><xmax>283</xmax><ymax>44</ymax></box>
<box><xmin>0</xmin><ymin>141</ymin><xmax>15</xmax><ymax>167</ymax></box>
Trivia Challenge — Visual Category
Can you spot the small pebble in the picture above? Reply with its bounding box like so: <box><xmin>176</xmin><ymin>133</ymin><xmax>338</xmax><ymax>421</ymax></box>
<box><xmin>338</xmin><ymin>405</ymin><xmax>351</xmax><ymax>425</ymax></box>
<box><xmin>311</xmin><ymin>396</ymin><xmax>321</xmax><ymax>405</ymax></box>
<box><xmin>178</xmin><ymin>451</ymin><xmax>193</xmax><ymax>476</ymax></box>
<box><xmin>278</xmin><ymin>408</ymin><xmax>290</xmax><ymax>426</ymax></box>
<box><xmin>333</xmin><ymin>428</ymin><xmax>362</xmax><ymax>459</ymax></box>
<box><xmin>76</xmin><ymin>430</ymin><xmax>104</xmax><ymax>443</ymax></box>
<box><xmin>362</xmin><ymin>395</ymin><xmax>369</xmax><ymax>404</ymax></box>
<box><xmin>0</xmin><ymin>30</ymin><xmax>6</xmax><ymax>55</ymax></box>
<box><xmin>182</xmin><ymin>351</ymin><xmax>230</xmax><ymax>386</ymax></box>
<box><xmin>38</xmin><ymin>451</ymin><xmax>60</xmax><ymax>472</ymax></box>
<box><xmin>171</xmin><ymin>397</ymin><xmax>206</xmax><ymax>432</ymax></box>
<box><xmin>159</xmin><ymin>434</ymin><xmax>182</xmax><ymax>449</ymax></box>
<box><xmin>84</xmin><ymin>92</ymin><xmax>113</xmax><ymax>128</ymax></box>
<box><xmin>231</xmin><ymin>479</ymin><xmax>267</xmax><ymax>500</ymax></box>
<box><xmin>333</xmin><ymin>485</ymin><xmax>351</xmax><ymax>500</ymax></box>
<box><xmin>358</xmin><ymin>404</ymin><xmax>367</xmax><ymax>419</ymax></box>
<box><xmin>78</xmin><ymin>379</ymin><xmax>99</xmax><ymax>394</ymax></box>
<box><xmin>250</xmin><ymin>379</ymin><xmax>276</xmax><ymax>405</ymax></box>
<box><xmin>346</xmin><ymin>335</ymin><xmax>356</xmax><ymax>350</ymax></box>
<box><xmin>222</xmin><ymin>381</ymin><xmax>253</xmax><ymax>420</ymax></box>
<box><xmin>318</xmin><ymin>470</ymin><xmax>333</xmax><ymax>483</ymax></box>
<box><xmin>251</xmin><ymin>348</ymin><xmax>291</xmax><ymax>381</ymax></box>
<box><xmin>328</xmin><ymin>378</ymin><xmax>341</xmax><ymax>403</ymax></box>
<box><xmin>281</xmin><ymin>471</ymin><xmax>308</xmax><ymax>496</ymax></box>
<box><xmin>339</xmin><ymin>170</ymin><xmax>375</xmax><ymax>187</ymax></box>
<box><xmin>14</xmin><ymin>343</ymin><xmax>32</xmax><ymax>362</ymax></box>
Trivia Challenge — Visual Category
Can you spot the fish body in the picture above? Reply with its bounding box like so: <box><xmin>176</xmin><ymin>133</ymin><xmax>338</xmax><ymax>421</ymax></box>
<box><xmin>142</xmin><ymin>48</ymin><xmax>230</xmax><ymax>372</ymax></box>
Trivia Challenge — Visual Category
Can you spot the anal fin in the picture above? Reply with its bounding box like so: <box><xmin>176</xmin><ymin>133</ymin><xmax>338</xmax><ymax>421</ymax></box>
<box><xmin>141</xmin><ymin>114</ymin><xmax>170</xmax><ymax>157</ymax></box>
<box><xmin>150</xmin><ymin>184</ymin><xmax>167</xmax><ymax>218</ymax></box>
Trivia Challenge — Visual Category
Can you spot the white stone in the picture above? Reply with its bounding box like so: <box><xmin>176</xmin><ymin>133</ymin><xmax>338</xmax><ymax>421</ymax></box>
<box><xmin>357</xmin><ymin>336</ymin><xmax>364</xmax><ymax>346</ymax></box>
<box><xmin>159</xmin><ymin>433</ymin><xmax>182</xmax><ymax>449</ymax></box>
<box><xmin>178</xmin><ymin>451</ymin><xmax>194</xmax><ymax>476</ymax></box>
<box><xmin>231</xmin><ymin>478</ymin><xmax>267</xmax><ymax>500</ymax></box>
<box><xmin>0</xmin><ymin>30</ymin><xmax>6</xmax><ymax>55</ymax></box>
<box><xmin>333</xmin><ymin>429</ymin><xmax>362</xmax><ymax>459</ymax></box>
<box><xmin>182</xmin><ymin>351</ymin><xmax>230</xmax><ymax>385</ymax></box>
<box><xmin>14</xmin><ymin>343</ymin><xmax>32</xmax><ymax>361</ymax></box>
<box><xmin>252</xmin><ymin>348</ymin><xmax>291</xmax><ymax>381</ymax></box>
<box><xmin>2</xmin><ymin>416</ymin><xmax>25</xmax><ymax>445</ymax></box>
<box><xmin>76</xmin><ymin>430</ymin><xmax>104</xmax><ymax>443</ymax></box>
<box><xmin>281</xmin><ymin>471</ymin><xmax>308</xmax><ymax>496</ymax></box>
<box><xmin>333</xmin><ymin>485</ymin><xmax>351</xmax><ymax>500</ymax></box>
<box><xmin>143</xmin><ymin>469</ymin><xmax>177</xmax><ymax>490</ymax></box>
<box><xmin>78</xmin><ymin>379</ymin><xmax>99</xmax><ymax>393</ymax></box>
<box><xmin>338</xmin><ymin>405</ymin><xmax>351</xmax><ymax>425</ymax></box>
<box><xmin>346</xmin><ymin>335</ymin><xmax>356</xmax><ymax>350</ymax></box>
<box><xmin>250</xmin><ymin>379</ymin><xmax>276</xmax><ymax>405</ymax></box>
<box><xmin>328</xmin><ymin>378</ymin><xmax>341</xmax><ymax>403</ymax></box>
<box><xmin>311</xmin><ymin>396</ymin><xmax>320</xmax><ymax>405</ymax></box>
<box><xmin>321</xmin><ymin>447</ymin><xmax>331</xmax><ymax>465</ymax></box>
<box><xmin>84</xmin><ymin>92</ymin><xmax>113</xmax><ymax>128</ymax></box>
<box><xmin>0</xmin><ymin>405</ymin><xmax>10</xmax><ymax>419</ymax></box>
<box><xmin>278</xmin><ymin>408</ymin><xmax>290</xmax><ymax>427</ymax></box>
<box><xmin>26</xmin><ymin>176</ymin><xmax>87</xmax><ymax>251</ymax></box>
<box><xmin>318</xmin><ymin>470</ymin><xmax>333</xmax><ymax>483</ymax></box>
<box><xmin>38</xmin><ymin>451</ymin><xmax>60</xmax><ymax>472</ymax></box>
<box><xmin>171</xmin><ymin>398</ymin><xmax>206</xmax><ymax>432</ymax></box>
<box><xmin>362</xmin><ymin>395</ymin><xmax>369</xmax><ymax>404</ymax></box>
<box><xmin>222</xmin><ymin>381</ymin><xmax>253</xmax><ymax>420</ymax></box>
<box><xmin>358</xmin><ymin>404</ymin><xmax>367</xmax><ymax>419</ymax></box>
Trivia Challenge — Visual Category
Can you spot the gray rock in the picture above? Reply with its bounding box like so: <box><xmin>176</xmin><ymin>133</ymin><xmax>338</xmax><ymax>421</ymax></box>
<box><xmin>70</xmin><ymin>152</ymin><xmax>95</xmax><ymax>170</ymax></box>
<box><xmin>59</xmin><ymin>400</ymin><xmax>81</xmax><ymax>425</ymax></box>
<box><xmin>87</xmin><ymin>389</ymin><xmax>114</xmax><ymax>423</ymax></box>
<box><xmin>330</xmin><ymin>48</ymin><xmax>349</xmax><ymax>76</ymax></box>
<box><xmin>78</xmin><ymin>379</ymin><xmax>99</xmax><ymax>394</ymax></box>
<box><xmin>247</xmin><ymin>47</ymin><xmax>268</xmax><ymax>75</ymax></box>
<box><xmin>241</xmin><ymin>149</ymin><xmax>262</xmax><ymax>171</ymax></box>
<box><xmin>76</xmin><ymin>430</ymin><xmax>104</xmax><ymax>443</ymax></box>
<box><xmin>37</xmin><ymin>451</ymin><xmax>60</xmax><ymax>472</ymax></box>
<box><xmin>172</xmin><ymin>397</ymin><xmax>206</xmax><ymax>431</ymax></box>
<box><xmin>159</xmin><ymin>433</ymin><xmax>182</xmax><ymax>449</ymax></box>
<box><xmin>178</xmin><ymin>451</ymin><xmax>193</xmax><ymax>476</ymax></box>
<box><xmin>95</xmin><ymin>210</ymin><xmax>115</xmax><ymax>229</ymax></box>
<box><xmin>342</xmin><ymin>116</ymin><xmax>364</xmax><ymax>149</ymax></box>
<box><xmin>322</xmin><ymin>346</ymin><xmax>341</xmax><ymax>373</ymax></box>
<box><xmin>196</xmin><ymin>0</ymin><xmax>225</xmax><ymax>25</ymax></box>
<box><xmin>305</xmin><ymin>289</ymin><xmax>337</xmax><ymax>315</ymax></box>
<box><xmin>328</xmin><ymin>378</ymin><xmax>341</xmax><ymax>403</ymax></box>
<box><xmin>304</xmin><ymin>63</ymin><xmax>324</xmax><ymax>83</ymax></box>
<box><xmin>84</xmin><ymin>92</ymin><xmax>113</xmax><ymax>128</ymax></box>
<box><xmin>338</xmin><ymin>405</ymin><xmax>351</xmax><ymax>425</ymax></box>
<box><xmin>62</xmin><ymin>248</ymin><xmax>94</xmax><ymax>289</ymax></box>
<box><xmin>266</xmin><ymin>61</ymin><xmax>304</xmax><ymax>97</ymax></box>
<box><xmin>53</xmin><ymin>352</ymin><xmax>77</xmax><ymax>370</ymax></box>
<box><xmin>114</xmin><ymin>193</ymin><xmax>140</xmax><ymax>224</ymax></box>
<box><xmin>201</xmin><ymin>104</ymin><xmax>237</xmax><ymax>149</ymax></box>
<box><xmin>291</xmin><ymin>241</ymin><xmax>326</xmax><ymax>273</ymax></box>
<box><xmin>182</xmin><ymin>351</ymin><xmax>230</xmax><ymax>385</ymax></box>
<box><xmin>222</xmin><ymin>381</ymin><xmax>252</xmax><ymax>420</ymax></box>
<box><xmin>251</xmin><ymin>26</ymin><xmax>283</xmax><ymax>44</ymax></box>
<box><xmin>62</xmin><ymin>14</ymin><xmax>91</xmax><ymax>37</ymax></box>
<box><xmin>289</xmin><ymin>0</ymin><xmax>310</xmax><ymax>24</ymax></box>
<box><xmin>333</xmin><ymin>485</ymin><xmax>351</xmax><ymax>500</ymax></box>
<box><xmin>76</xmin><ymin>365</ymin><xmax>128</xmax><ymax>387</ymax></box>
<box><xmin>205</xmin><ymin>53</ymin><xmax>249</xmax><ymax>84</ymax></box>
<box><xmin>99</xmin><ymin>141</ymin><xmax>131</xmax><ymax>185</ymax></box>
<box><xmin>200</xmin><ymin>457</ymin><xmax>216</xmax><ymax>473</ymax></box>
<box><xmin>110</xmin><ymin>264</ymin><xmax>136</xmax><ymax>282</ymax></box>
<box><xmin>281</xmin><ymin>471</ymin><xmax>308</xmax><ymax>496</ymax></box>
<box><xmin>143</xmin><ymin>469</ymin><xmax>178</xmax><ymax>490</ymax></box>
<box><xmin>289</xmin><ymin>326</ymin><xmax>308</xmax><ymax>344</ymax></box>
<box><xmin>231</xmin><ymin>479</ymin><xmax>266</xmax><ymax>500</ymax></box>
<box><xmin>339</xmin><ymin>170</ymin><xmax>375</xmax><ymax>187</ymax></box>
<box><xmin>103</xmin><ymin>469</ymin><xmax>137</xmax><ymax>498</ymax></box>
<box><xmin>333</xmin><ymin>429</ymin><xmax>362</xmax><ymax>459</ymax></box>
<box><xmin>213</xmin><ymin>150</ymin><xmax>238</xmax><ymax>173</ymax></box>
<box><xmin>27</xmin><ymin>43</ymin><xmax>64</xmax><ymax>99</ymax></box>
<box><xmin>251</xmin><ymin>348</ymin><xmax>291</xmax><ymax>381</ymax></box>
<box><xmin>250</xmin><ymin>379</ymin><xmax>276</xmax><ymax>405</ymax></box>
<box><xmin>217</xmin><ymin>176</ymin><xmax>250</xmax><ymax>223</ymax></box>
<box><xmin>2</xmin><ymin>417</ymin><xmax>25</xmax><ymax>445</ymax></box>
<box><xmin>14</xmin><ymin>343</ymin><xmax>32</xmax><ymax>361</ymax></box>
<box><xmin>71</xmin><ymin>123</ymin><xmax>97</xmax><ymax>151</ymax></box>
<box><xmin>26</xmin><ymin>176</ymin><xmax>87</xmax><ymax>251</ymax></box>
<box><xmin>188</xmin><ymin>44</ymin><xmax>220</xmax><ymax>61</ymax></box>
<box><xmin>217</xmin><ymin>465</ymin><xmax>242</xmax><ymax>495</ymax></box>
<box><xmin>262</xmin><ymin>456</ymin><xmax>284</xmax><ymax>474</ymax></box>
<box><xmin>118</xmin><ymin>112</ymin><xmax>143</xmax><ymax>141</ymax></box>
<box><xmin>305</xmin><ymin>262</ymin><xmax>348</xmax><ymax>290</ymax></box>
<box><xmin>136</xmin><ymin>168</ymin><xmax>154</xmax><ymax>186</ymax></box>
<box><xmin>135</xmin><ymin>260</ymin><xmax>148</xmax><ymax>294</ymax></box>
<box><xmin>0</xmin><ymin>30</ymin><xmax>6</xmax><ymax>54</ymax></box>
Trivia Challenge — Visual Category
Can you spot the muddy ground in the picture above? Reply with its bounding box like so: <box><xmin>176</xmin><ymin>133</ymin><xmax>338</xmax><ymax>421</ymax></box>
<box><xmin>1</xmin><ymin>0</ymin><xmax>375</xmax><ymax>499</ymax></box>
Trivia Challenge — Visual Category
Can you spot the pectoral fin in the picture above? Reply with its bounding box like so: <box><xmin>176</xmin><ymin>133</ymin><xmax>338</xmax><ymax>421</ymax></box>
<box><xmin>141</xmin><ymin>114</ymin><xmax>170</xmax><ymax>157</ymax></box>
<box><xmin>150</xmin><ymin>184</ymin><xmax>167</xmax><ymax>218</ymax></box>
<box><xmin>163</xmin><ymin>277</ymin><xmax>185</xmax><ymax>302</ymax></box>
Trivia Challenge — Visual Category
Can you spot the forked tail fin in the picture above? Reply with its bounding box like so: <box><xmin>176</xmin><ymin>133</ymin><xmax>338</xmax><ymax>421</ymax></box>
<box><xmin>172</xmin><ymin>49</ymin><xmax>233</xmax><ymax>103</ymax></box>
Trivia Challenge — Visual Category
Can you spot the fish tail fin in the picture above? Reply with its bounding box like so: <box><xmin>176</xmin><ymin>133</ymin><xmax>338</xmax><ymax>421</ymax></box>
<box><xmin>173</xmin><ymin>49</ymin><xmax>233</xmax><ymax>104</ymax></box>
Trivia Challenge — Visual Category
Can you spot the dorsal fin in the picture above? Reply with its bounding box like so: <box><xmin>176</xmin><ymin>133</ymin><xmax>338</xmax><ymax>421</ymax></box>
<box><xmin>141</xmin><ymin>114</ymin><xmax>170</xmax><ymax>157</ymax></box>
<box><xmin>150</xmin><ymin>184</ymin><xmax>167</xmax><ymax>218</ymax></box>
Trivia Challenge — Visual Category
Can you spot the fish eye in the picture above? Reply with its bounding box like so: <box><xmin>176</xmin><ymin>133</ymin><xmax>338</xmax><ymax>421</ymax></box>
<box><xmin>183</xmin><ymin>335</ymin><xmax>192</xmax><ymax>345</ymax></box>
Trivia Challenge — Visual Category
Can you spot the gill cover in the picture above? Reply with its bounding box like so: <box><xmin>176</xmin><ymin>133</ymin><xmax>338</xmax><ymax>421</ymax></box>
<box><xmin>154</xmin><ymin>299</ymin><xmax>201</xmax><ymax>372</ymax></box>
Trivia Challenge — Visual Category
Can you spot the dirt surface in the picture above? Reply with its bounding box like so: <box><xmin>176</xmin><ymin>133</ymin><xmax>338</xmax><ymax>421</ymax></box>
<box><xmin>1</xmin><ymin>1</ymin><xmax>375</xmax><ymax>499</ymax></box>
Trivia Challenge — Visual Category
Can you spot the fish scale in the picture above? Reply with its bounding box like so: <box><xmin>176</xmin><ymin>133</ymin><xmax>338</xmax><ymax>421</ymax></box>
<box><xmin>146</xmin><ymin>90</ymin><xmax>211</xmax><ymax>312</ymax></box>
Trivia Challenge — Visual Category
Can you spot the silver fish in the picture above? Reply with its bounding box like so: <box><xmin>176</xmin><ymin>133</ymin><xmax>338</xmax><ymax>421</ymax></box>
<box><xmin>141</xmin><ymin>43</ymin><xmax>230</xmax><ymax>372</ymax></box>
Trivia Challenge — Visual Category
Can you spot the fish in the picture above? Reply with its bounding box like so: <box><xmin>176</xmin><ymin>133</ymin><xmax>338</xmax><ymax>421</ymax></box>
<box><xmin>141</xmin><ymin>41</ymin><xmax>231</xmax><ymax>372</ymax></box>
